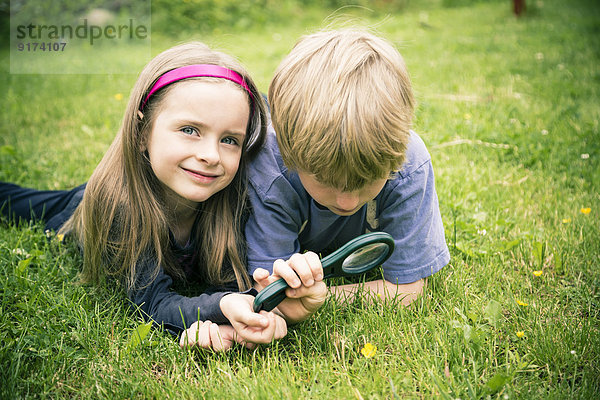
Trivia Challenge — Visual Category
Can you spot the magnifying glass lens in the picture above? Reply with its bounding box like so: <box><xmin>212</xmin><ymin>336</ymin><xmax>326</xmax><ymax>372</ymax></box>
<box><xmin>341</xmin><ymin>242</ymin><xmax>390</xmax><ymax>273</ymax></box>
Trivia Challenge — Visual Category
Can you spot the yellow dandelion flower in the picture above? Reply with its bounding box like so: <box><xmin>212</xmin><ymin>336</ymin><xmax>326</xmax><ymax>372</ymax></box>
<box><xmin>533</xmin><ymin>270</ymin><xmax>543</xmax><ymax>277</ymax></box>
<box><xmin>580</xmin><ymin>207</ymin><xmax>591</xmax><ymax>215</ymax></box>
<box><xmin>516</xmin><ymin>300</ymin><xmax>528</xmax><ymax>307</ymax></box>
<box><xmin>516</xmin><ymin>331</ymin><xmax>525</xmax><ymax>338</ymax></box>
<box><xmin>464</xmin><ymin>113</ymin><xmax>472</xmax><ymax>120</ymax></box>
<box><xmin>562</xmin><ymin>218</ymin><xmax>571</xmax><ymax>224</ymax></box>
<box><xmin>56</xmin><ymin>233</ymin><xmax>65</xmax><ymax>242</ymax></box>
<box><xmin>360</xmin><ymin>343</ymin><xmax>377</xmax><ymax>358</ymax></box>
<box><xmin>114</xmin><ymin>93</ymin><xmax>123</xmax><ymax>101</ymax></box>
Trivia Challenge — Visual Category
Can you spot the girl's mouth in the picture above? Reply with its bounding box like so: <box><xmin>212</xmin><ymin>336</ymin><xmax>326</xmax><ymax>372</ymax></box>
<box><xmin>183</xmin><ymin>168</ymin><xmax>218</xmax><ymax>182</ymax></box>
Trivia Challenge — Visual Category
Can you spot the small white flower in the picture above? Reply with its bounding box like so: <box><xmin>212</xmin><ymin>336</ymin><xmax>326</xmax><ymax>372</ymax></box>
<box><xmin>477</xmin><ymin>229</ymin><xmax>487</xmax><ymax>236</ymax></box>
<box><xmin>541</xmin><ymin>129</ymin><xmax>549</xmax><ymax>135</ymax></box>
<box><xmin>570</xmin><ymin>350</ymin><xmax>576</xmax><ymax>355</ymax></box>
<box><xmin>536</xmin><ymin>52</ymin><xmax>544</xmax><ymax>60</ymax></box>
<box><xmin>11</xmin><ymin>248</ymin><xmax>30</xmax><ymax>257</ymax></box>
<box><xmin>581</xmin><ymin>153</ymin><xmax>589</xmax><ymax>159</ymax></box>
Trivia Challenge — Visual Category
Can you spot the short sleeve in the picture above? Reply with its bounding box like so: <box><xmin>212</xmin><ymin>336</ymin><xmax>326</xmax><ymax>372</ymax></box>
<box><xmin>377</xmin><ymin>138</ymin><xmax>450</xmax><ymax>283</ymax></box>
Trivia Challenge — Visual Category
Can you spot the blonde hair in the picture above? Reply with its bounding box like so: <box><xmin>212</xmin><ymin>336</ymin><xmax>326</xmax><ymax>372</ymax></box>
<box><xmin>61</xmin><ymin>42</ymin><xmax>267</xmax><ymax>291</ymax></box>
<box><xmin>269</xmin><ymin>29</ymin><xmax>414</xmax><ymax>191</ymax></box>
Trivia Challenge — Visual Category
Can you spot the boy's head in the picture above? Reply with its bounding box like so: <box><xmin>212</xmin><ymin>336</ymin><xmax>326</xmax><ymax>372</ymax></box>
<box><xmin>269</xmin><ymin>29</ymin><xmax>415</xmax><ymax>192</ymax></box>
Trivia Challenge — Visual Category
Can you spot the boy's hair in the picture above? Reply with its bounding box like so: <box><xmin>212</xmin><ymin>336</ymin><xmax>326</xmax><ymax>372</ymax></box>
<box><xmin>269</xmin><ymin>29</ymin><xmax>415</xmax><ymax>191</ymax></box>
<box><xmin>62</xmin><ymin>42</ymin><xmax>267</xmax><ymax>291</ymax></box>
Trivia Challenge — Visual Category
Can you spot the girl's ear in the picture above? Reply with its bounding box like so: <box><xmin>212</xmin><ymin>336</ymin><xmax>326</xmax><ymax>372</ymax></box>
<box><xmin>137</xmin><ymin>111</ymin><xmax>144</xmax><ymax>120</ymax></box>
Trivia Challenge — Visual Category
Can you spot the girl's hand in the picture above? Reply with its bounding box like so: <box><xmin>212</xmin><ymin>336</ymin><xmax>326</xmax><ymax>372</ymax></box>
<box><xmin>220</xmin><ymin>293</ymin><xmax>287</xmax><ymax>344</ymax></box>
<box><xmin>179</xmin><ymin>321</ymin><xmax>255</xmax><ymax>350</ymax></box>
<box><xmin>254</xmin><ymin>252</ymin><xmax>328</xmax><ymax>323</ymax></box>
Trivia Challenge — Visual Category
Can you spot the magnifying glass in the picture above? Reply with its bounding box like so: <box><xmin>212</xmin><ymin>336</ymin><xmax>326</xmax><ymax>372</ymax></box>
<box><xmin>253</xmin><ymin>231</ymin><xmax>395</xmax><ymax>312</ymax></box>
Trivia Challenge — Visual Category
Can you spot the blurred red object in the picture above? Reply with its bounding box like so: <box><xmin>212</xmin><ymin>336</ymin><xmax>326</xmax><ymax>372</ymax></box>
<box><xmin>513</xmin><ymin>0</ymin><xmax>526</xmax><ymax>16</ymax></box>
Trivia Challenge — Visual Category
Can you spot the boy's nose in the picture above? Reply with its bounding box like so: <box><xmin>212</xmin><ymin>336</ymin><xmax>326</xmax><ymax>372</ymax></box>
<box><xmin>335</xmin><ymin>192</ymin><xmax>360</xmax><ymax>211</ymax></box>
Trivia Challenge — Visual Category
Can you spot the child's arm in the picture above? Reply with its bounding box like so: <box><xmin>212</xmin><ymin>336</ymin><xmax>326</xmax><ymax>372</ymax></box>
<box><xmin>253</xmin><ymin>252</ymin><xmax>328</xmax><ymax>324</ymax></box>
<box><xmin>329</xmin><ymin>278</ymin><xmax>425</xmax><ymax>305</ymax></box>
<box><xmin>128</xmin><ymin>262</ymin><xmax>286</xmax><ymax>345</ymax></box>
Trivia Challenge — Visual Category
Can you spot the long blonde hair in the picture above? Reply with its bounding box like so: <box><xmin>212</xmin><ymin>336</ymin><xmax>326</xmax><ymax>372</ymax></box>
<box><xmin>270</xmin><ymin>29</ymin><xmax>414</xmax><ymax>191</ymax></box>
<box><xmin>61</xmin><ymin>42</ymin><xmax>266</xmax><ymax>291</ymax></box>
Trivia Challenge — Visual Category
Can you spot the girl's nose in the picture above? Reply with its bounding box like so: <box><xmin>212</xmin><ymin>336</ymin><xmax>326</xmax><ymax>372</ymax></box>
<box><xmin>194</xmin><ymin>140</ymin><xmax>220</xmax><ymax>165</ymax></box>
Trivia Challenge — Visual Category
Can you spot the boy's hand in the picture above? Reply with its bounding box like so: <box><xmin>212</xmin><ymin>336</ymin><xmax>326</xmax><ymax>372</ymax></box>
<box><xmin>254</xmin><ymin>251</ymin><xmax>328</xmax><ymax>323</ymax></box>
<box><xmin>220</xmin><ymin>293</ymin><xmax>287</xmax><ymax>344</ymax></box>
<box><xmin>179</xmin><ymin>321</ymin><xmax>256</xmax><ymax>350</ymax></box>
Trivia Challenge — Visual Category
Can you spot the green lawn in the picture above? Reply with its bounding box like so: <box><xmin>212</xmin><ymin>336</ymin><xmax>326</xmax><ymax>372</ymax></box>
<box><xmin>1</xmin><ymin>0</ymin><xmax>599</xmax><ymax>398</ymax></box>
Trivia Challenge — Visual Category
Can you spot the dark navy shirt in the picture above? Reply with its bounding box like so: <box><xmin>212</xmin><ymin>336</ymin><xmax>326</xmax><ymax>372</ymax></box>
<box><xmin>127</xmin><ymin>235</ymin><xmax>241</xmax><ymax>334</ymax></box>
<box><xmin>0</xmin><ymin>181</ymin><xmax>244</xmax><ymax>335</ymax></box>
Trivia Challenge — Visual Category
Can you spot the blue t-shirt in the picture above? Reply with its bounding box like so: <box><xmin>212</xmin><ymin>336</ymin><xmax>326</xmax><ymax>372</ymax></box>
<box><xmin>245</xmin><ymin>127</ymin><xmax>450</xmax><ymax>284</ymax></box>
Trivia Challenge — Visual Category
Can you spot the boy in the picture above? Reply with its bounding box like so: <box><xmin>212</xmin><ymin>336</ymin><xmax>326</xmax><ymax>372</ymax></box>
<box><xmin>249</xmin><ymin>29</ymin><xmax>449</xmax><ymax>307</ymax></box>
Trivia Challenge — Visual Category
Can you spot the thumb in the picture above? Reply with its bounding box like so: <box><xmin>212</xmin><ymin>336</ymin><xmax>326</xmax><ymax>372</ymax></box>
<box><xmin>253</xmin><ymin>268</ymin><xmax>270</xmax><ymax>282</ymax></box>
<box><xmin>253</xmin><ymin>268</ymin><xmax>274</xmax><ymax>290</ymax></box>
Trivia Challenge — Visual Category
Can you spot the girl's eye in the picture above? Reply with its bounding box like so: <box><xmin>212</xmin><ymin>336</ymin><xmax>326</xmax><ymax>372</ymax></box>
<box><xmin>181</xmin><ymin>126</ymin><xmax>197</xmax><ymax>136</ymax></box>
<box><xmin>221</xmin><ymin>137</ymin><xmax>239</xmax><ymax>146</ymax></box>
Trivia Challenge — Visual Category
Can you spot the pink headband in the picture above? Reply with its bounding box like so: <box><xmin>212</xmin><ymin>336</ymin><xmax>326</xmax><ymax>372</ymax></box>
<box><xmin>140</xmin><ymin>64</ymin><xmax>254</xmax><ymax>110</ymax></box>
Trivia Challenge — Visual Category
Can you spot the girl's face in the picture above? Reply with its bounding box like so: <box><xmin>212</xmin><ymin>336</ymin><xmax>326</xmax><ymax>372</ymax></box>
<box><xmin>145</xmin><ymin>81</ymin><xmax>249</xmax><ymax>209</ymax></box>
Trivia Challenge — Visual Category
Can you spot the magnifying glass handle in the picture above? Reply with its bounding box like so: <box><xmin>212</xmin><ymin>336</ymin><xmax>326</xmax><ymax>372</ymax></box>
<box><xmin>253</xmin><ymin>278</ymin><xmax>289</xmax><ymax>312</ymax></box>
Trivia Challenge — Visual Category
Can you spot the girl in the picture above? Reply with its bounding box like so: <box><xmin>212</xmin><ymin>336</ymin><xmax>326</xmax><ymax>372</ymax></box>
<box><xmin>1</xmin><ymin>42</ymin><xmax>326</xmax><ymax>350</ymax></box>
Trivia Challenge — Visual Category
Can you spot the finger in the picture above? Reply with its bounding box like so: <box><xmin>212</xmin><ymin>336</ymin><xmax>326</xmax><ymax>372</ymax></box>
<box><xmin>272</xmin><ymin>314</ymin><xmax>288</xmax><ymax>340</ymax></box>
<box><xmin>286</xmin><ymin>280</ymin><xmax>327</xmax><ymax>298</ymax></box>
<box><xmin>231</xmin><ymin>329</ymin><xmax>250</xmax><ymax>349</ymax></box>
<box><xmin>209</xmin><ymin>323</ymin><xmax>226</xmax><ymax>351</ymax></box>
<box><xmin>181</xmin><ymin>321</ymin><xmax>211</xmax><ymax>348</ymax></box>
<box><xmin>260</xmin><ymin>312</ymin><xmax>277</xmax><ymax>342</ymax></box>
<box><xmin>230</xmin><ymin>328</ymin><xmax>256</xmax><ymax>349</ymax></box>
<box><xmin>303</xmin><ymin>251</ymin><xmax>324</xmax><ymax>281</ymax></box>
<box><xmin>273</xmin><ymin>259</ymin><xmax>301</xmax><ymax>288</ymax></box>
<box><xmin>232</xmin><ymin>309</ymin><xmax>269</xmax><ymax>330</ymax></box>
<box><xmin>180</xmin><ymin>321</ymin><xmax>200</xmax><ymax>347</ymax></box>
<box><xmin>286</xmin><ymin>253</ymin><xmax>316</xmax><ymax>286</ymax></box>
<box><xmin>197</xmin><ymin>321</ymin><xmax>214</xmax><ymax>349</ymax></box>
<box><xmin>253</xmin><ymin>268</ymin><xmax>278</xmax><ymax>290</ymax></box>
<box><xmin>253</xmin><ymin>268</ymin><xmax>270</xmax><ymax>282</ymax></box>
<box><xmin>238</xmin><ymin>311</ymin><xmax>276</xmax><ymax>344</ymax></box>
<box><xmin>180</xmin><ymin>322</ymin><xmax>197</xmax><ymax>347</ymax></box>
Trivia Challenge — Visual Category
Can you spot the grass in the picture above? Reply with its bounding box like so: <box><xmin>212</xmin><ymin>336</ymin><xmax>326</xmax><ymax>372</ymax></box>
<box><xmin>1</xmin><ymin>0</ymin><xmax>599</xmax><ymax>398</ymax></box>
